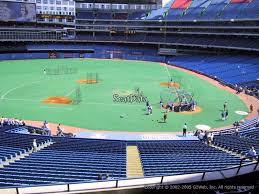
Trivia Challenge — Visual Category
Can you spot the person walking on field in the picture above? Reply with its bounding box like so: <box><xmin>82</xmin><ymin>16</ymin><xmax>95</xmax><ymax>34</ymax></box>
<box><xmin>146</xmin><ymin>101</ymin><xmax>150</xmax><ymax>113</ymax></box>
<box><xmin>250</xmin><ymin>104</ymin><xmax>253</xmax><ymax>113</ymax></box>
<box><xmin>160</xmin><ymin>100</ymin><xmax>163</xmax><ymax>109</ymax></box>
<box><xmin>183</xmin><ymin>123</ymin><xmax>187</xmax><ymax>137</ymax></box>
<box><xmin>147</xmin><ymin>105</ymin><xmax>153</xmax><ymax>115</ymax></box>
<box><xmin>225</xmin><ymin>110</ymin><xmax>229</xmax><ymax>119</ymax></box>
<box><xmin>163</xmin><ymin>111</ymin><xmax>168</xmax><ymax>123</ymax></box>
<box><xmin>223</xmin><ymin>102</ymin><xmax>228</xmax><ymax>111</ymax></box>
<box><xmin>221</xmin><ymin>111</ymin><xmax>225</xmax><ymax>121</ymax></box>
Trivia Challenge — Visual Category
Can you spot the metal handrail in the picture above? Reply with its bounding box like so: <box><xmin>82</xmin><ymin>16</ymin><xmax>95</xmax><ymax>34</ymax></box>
<box><xmin>1</xmin><ymin>159</ymin><xmax>258</xmax><ymax>191</ymax></box>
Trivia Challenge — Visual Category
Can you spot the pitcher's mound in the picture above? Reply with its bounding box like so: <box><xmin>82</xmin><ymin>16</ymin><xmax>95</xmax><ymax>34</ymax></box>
<box><xmin>160</xmin><ymin>82</ymin><xmax>180</xmax><ymax>88</ymax></box>
<box><xmin>43</xmin><ymin>96</ymin><xmax>72</xmax><ymax>105</ymax></box>
<box><xmin>77</xmin><ymin>79</ymin><xmax>97</xmax><ymax>84</ymax></box>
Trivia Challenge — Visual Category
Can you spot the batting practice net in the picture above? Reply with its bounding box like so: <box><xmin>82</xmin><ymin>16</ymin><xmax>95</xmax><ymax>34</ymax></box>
<box><xmin>160</xmin><ymin>88</ymin><xmax>195</xmax><ymax>112</ymax></box>
<box><xmin>86</xmin><ymin>72</ymin><xmax>99</xmax><ymax>84</ymax></box>
<box><xmin>72</xmin><ymin>86</ymin><xmax>82</xmax><ymax>105</ymax></box>
<box><xmin>77</xmin><ymin>73</ymin><xmax>99</xmax><ymax>84</ymax></box>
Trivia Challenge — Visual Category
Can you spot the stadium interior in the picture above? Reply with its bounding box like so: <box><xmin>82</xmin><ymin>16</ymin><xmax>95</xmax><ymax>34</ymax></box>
<box><xmin>0</xmin><ymin>0</ymin><xmax>259</xmax><ymax>194</ymax></box>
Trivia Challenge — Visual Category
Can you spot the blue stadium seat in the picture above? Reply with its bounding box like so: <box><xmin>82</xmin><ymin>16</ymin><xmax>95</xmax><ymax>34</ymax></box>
<box><xmin>0</xmin><ymin>137</ymin><xmax>126</xmax><ymax>186</ymax></box>
<box><xmin>181</xmin><ymin>0</ymin><xmax>211</xmax><ymax>20</ymax></box>
<box><xmin>199</xmin><ymin>0</ymin><xmax>230</xmax><ymax>20</ymax></box>
<box><xmin>168</xmin><ymin>55</ymin><xmax>259</xmax><ymax>86</ymax></box>
<box><xmin>137</xmin><ymin>140</ymin><xmax>243</xmax><ymax>176</ymax></box>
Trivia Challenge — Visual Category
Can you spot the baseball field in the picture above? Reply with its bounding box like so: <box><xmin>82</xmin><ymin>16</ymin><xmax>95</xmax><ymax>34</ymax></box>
<box><xmin>0</xmin><ymin>58</ymin><xmax>248</xmax><ymax>132</ymax></box>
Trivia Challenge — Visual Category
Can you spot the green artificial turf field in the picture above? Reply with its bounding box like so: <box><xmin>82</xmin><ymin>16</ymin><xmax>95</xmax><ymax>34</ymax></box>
<box><xmin>0</xmin><ymin>58</ymin><xmax>248</xmax><ymax>132</ymax></box>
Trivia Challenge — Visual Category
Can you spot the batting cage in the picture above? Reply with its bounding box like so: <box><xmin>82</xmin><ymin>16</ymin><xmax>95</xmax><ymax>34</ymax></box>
<box><xmin>77</xmin><ymin>72</ymin><xmax>99</xmax><ymax>84</ymax></box>
<box><xmin>42</xmin><ymin>86</ymin><xmax>82</xmax><ymax>105</ymax></box>
<box><xmin>160</xmin><ymin>88</ymin><xmax>195</xmax><ymax>112</ymax></box>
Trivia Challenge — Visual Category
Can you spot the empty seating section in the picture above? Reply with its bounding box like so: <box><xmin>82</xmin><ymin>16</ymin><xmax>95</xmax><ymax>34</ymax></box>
<box><xmin>181</xmin><ymin>0</ymin><xmax>211</xmax><ymax>20</ymax></box>
<box><xmin>0</xmin><ymin>133</ymin><xmax>49</xmax><ymax>163</ymax></box>
<box><xmin>239</xmin><ymin>0</ymin><xmax>259</xmax><ymax>19</ymax></box>
<box><xmin>167</xmin><ymin>9</ymin><xmax>185</xmax><ymax>20</ymax></box>
<box><xmin>240</xmin><ymin>128</ymin><xmax>259</xmax><ymax>139</ymax></box>
<box><xmin>213</xmin><ymin>117</ymin><xmax>259</xmax><ymax>154</ymax></box>
<box><xmin>167</xmin><ymin>0</ymin><xmax>192</xmax><ymax>20</ymax></box>
<box><xmin>0</xmin><ymin>138</ymin><xmax>126</xmax><ymax>186</ymax></box>
<box><xmin>0</xmin><ymin>146</ymin><xmax>24</xmax><ymax>163</ymax></box>
<box><xmin>146</xmin><ymin>0</ymin><xmax>258</xmax><ymax>21</ymax></box>
<box><xmin>238</xmin><ymin>117</ymin><xmax>259</xmax><ymax>131</ymax></box>
<box><xmin>146</xmin><ymin>7</ymin><xmax>169</xmax><ymax>20</ymax></box>
<box><xmin>199</xmin><ymin>0</ymin><xmax>230</xmax><ymax>20</ymax></box>
<box><xmin>214</xmin><ymin>134</ymin><xmax>259</xmax><ymax>154</ymax></box>
<box><xmin>220</xmin><ymin>1</ymin><xmax>250</xmax><ymax>19</ymax></box>
<box><xmin>166</xmin><ymin>0</ymin><xmax>192</xmax><ymax>20</ymax></box>
<box><xmin>168</xmin><ymin>55</ymin><xmax>259</xmax><ymax>86</ymax></box>
<box><xmin>189</xmin><ymin>0</ymin><xmax>211</xmax><ymax>8</ymax></box>
<box><xmin>137</xmin><ymin>141</ymin><xmax>242</xmax><ymax>176</ymax></box>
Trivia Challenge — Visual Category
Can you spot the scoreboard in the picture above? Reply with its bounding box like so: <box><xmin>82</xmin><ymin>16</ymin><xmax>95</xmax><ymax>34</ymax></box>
<box><xmin>0</xmin><ymin>1</ymin><xmax>36</xmax><ymax>22</ymax></box>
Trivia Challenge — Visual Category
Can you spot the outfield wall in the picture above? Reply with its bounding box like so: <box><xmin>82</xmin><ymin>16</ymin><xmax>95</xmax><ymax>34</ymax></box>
<box><xmin>0</xmin><ymin>52</ymin><xmax>166</xmax><ymax>62</ymax></box>
<box><xmin>0</xmin><ymin>53</ymin><xmax>49</xmax><ymax>60</ymax></box>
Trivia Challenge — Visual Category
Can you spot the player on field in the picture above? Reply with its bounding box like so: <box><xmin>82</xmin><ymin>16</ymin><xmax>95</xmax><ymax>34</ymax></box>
<box><xmin>163</xmin><ymin>111</ymin><xmax>168</xmax><ymax>123</ymax></box>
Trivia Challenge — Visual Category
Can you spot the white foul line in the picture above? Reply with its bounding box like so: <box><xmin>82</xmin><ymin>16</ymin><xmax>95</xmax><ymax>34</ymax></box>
<box><xmin>65</xmin><ymin>88</ymin><xmax>76</xmax><ymax>97</ymax></box>
<box><xmin>0</xmin><ymin>98</ymin><xmax>39</xmax><ymax>102</ymax></box>
<box><xmin>0</xmin><ymin>79</ymin><xmax>45</xmax><ymax>100</ymax></box>
<box><xmin>163</xmin><ymin>64</ymin><xmax>171</xmax><ymax>79</ymax></box>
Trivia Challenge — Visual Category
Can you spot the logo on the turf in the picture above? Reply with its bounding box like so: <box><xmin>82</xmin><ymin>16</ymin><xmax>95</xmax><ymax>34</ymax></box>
<box><xmin>113</xmin><ymin>93</ymin><xmax>147</xmax><ymax>103</ymax></box>
<box><xmin>113</xmin><ymin>88</ymin><xmax>147</xmax><ymax>103</ymax></box>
